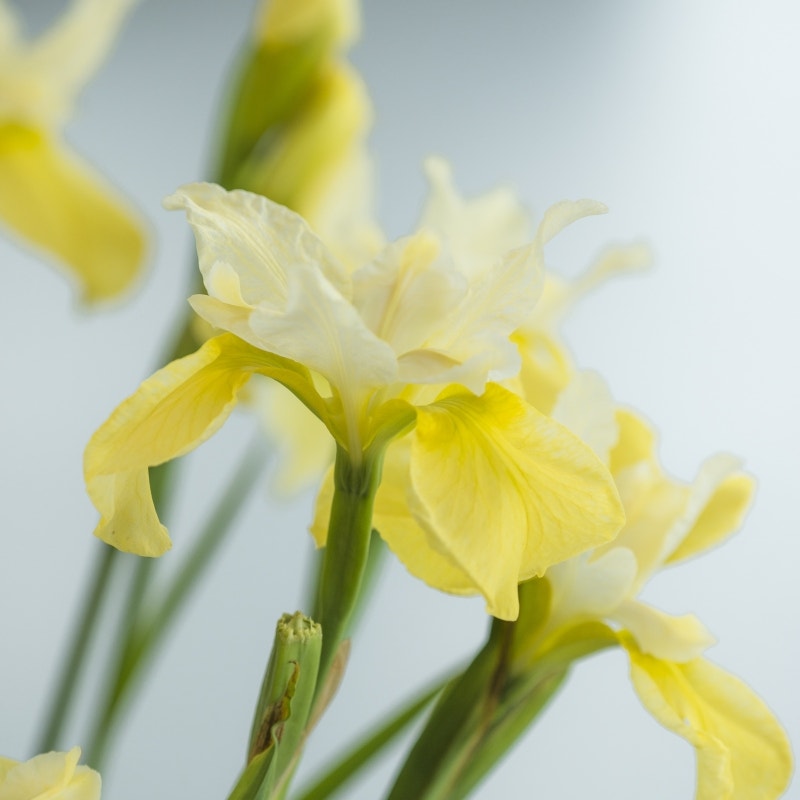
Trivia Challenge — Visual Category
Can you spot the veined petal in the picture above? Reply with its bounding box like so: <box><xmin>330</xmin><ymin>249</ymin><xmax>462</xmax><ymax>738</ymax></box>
<box><xmin>86</xmin><ymin>333</ymin><xmax>330</xmax><ymax>555</ymax></box>
<box><xmin>667</xmin><ymin>461</ymin><xmax>755</xmax><ymax>565</ymax></box>
<box><xmin>0</xmin><ymin>125</ymin><xmax>145</xmax><ymax>303</ymax></box>
<box><xmin>614</xmin><ymin>599</ymin><xmax>715</xmax><ymax>662</ymax></box>
<box><xmin>309</xmin><ymin>436</ymin><xmax>476</xmax><ymax>593</ymax></box>
<box><xmin>164</xmin><ymin>182</ymin><xmax>350</xmax><ymax>307</ymax></box>
<box><xmin>374</xmin><ymin>438</ymin><xmax>477</xmax><ymax>593</ymax></box>
<box><xmin>409</xmin><ymin>383</ymin><xmax>625</xmax><ymax>619</ymax></box>
<box><xmin>623</xmin><ymin>640</ymin><xmax>792</xmax><ymax>800</ymax></box>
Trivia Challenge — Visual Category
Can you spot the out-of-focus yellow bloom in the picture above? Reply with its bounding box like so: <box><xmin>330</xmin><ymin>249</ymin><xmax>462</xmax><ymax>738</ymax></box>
<box><xmin>0</xmin><ymin>747</ymin><xmax>100</xmax><ymax>800</ymax></box>
<box><xmin>512</xmin><ymin>377</ymin><xmax>792</xmax><ymax>798</ymax></box>
<box><xmin>84</xmin><ymin>181</ymin><xmax>625</xmax><ymax>619</ymax></box>
<box><xmin>0</xmin><ymin>0</ymin><xmax>146</xmax><ymax>304</ymax></box>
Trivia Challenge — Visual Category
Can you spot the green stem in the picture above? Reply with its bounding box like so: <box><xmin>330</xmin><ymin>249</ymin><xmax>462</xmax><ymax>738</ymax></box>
<box><xmin>294</xmin><ymin>677</ymin><xmax>448</xmax><ymax>800</ymax></box>
<box><xmin>315</xmin><ymin>446</ymin><xmax>383</xmax><ymax>688</ymax></box>
<box><xmin>34</xmin><ymin>543</ymin><xmax>117</xmax><ymax>753</ymax></box>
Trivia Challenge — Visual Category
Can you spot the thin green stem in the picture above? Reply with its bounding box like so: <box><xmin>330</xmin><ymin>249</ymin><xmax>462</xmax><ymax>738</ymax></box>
<box><xmin>34</xmin><ymin>543</ymin><xmax>117</xmax><ymax>753</ymax></box>
<box><xmin>294</xmin><ymin>677</ymin><xmax>448</xmax><ymax>800</ymax></box>
<box><xmin>315</xmin><ymin>446</ymin><xmax>383</xmax><ymax>687</ymax></box>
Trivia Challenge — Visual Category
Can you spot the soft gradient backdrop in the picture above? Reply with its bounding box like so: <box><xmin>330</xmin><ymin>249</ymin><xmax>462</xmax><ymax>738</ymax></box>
<box><xmin>1</xmin><ymin>1</ymin><xmax>797</xmax><ymax>798</ymax></box>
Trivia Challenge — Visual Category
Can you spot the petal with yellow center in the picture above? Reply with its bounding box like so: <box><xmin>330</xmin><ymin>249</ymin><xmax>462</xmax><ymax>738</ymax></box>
<box><xmin>623</xmin><ymin>639</ymin><xmax>792</xmax><ymax>800</ymax></box>
<box><xmin>608</xmin><ymin>408</ymin><xmax>656</xmax><ymax>475</ymax></box>
<box><xmin>0</xmin><ymin>125</ymin><xmax>145</xmax><ymax>303</ymax></box>
<box><xmin>409</xmin><ymin>383</ymin><xmax>625</xmax><ymax>619</ymax></box>
<box><xmin>86</xmin><ymin>333</ymin><xmax>331</xmax><ymax>556</ymax></box>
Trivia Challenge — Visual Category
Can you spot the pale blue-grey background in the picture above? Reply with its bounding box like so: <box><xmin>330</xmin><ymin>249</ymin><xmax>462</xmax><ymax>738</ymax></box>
<box><xmin>1</xmin><ymin>1</ymin><xmax>797</xmax><ymax>798</ymax></box>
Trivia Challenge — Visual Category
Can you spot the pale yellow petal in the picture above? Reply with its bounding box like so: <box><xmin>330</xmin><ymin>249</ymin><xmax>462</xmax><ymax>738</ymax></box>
<box><xmin>511</xmin><ymin>327</ymin><xmax>572</xmax><ymax>416</ymax></box>
<box><xmin>608</xmin><ymin>408</ymin><xmax>657</xmax><ymax>475</ymax></box>
<box><xmin>85</xmin><ymin>333</ymin><xmax>330</xmax><ymax>555</ymax></box>
<box><xmin>0</xmin><ymin>125</ymin><xmax>145</xmax><ymax>303</ymax></box>
<box><xmin>551</xmin><ymin>370</ymin><xmax>618</xmax><ymax>465</ymax></box>
<box><xmin>668</xmin><ymin>471</ymin><xmax>755</xmax><ymax>565</ymax></box>
<box><xmin>409</xmin><ymin>384</ymin><xmax>625</xmax><ymax>619</ymax></box>
<box><xmin>614</xmin><ymin>598</ymin><xmax>715</xmax><ymax>662</ymax></box>
<box><xmin>0</xmin><ymin>747</ymin><xmax>100</xmax><ymax>800</ymax></box>
<box><xmin>255</xmin><ymin>0</ymin><xmax>359</xmax><ymax>49</ymax></box>
<box><xmin>545</xmin><ymin>547</ymin><xmax>638</xmax><ymax>631</ymax></box>
<box><xmin>26</xmin><ymin>0</ymin><xmax>138</xmax><ymax>119</ymax></box>
<box><xmin>374</xmin><ymin>437</ymin><xmax>477</xmax><ymax>595</ymax></box>
<box><xmin>164</xmin><ymin>181</ymin><xmax>349</xmax><ymax>308</ymax></box>
<box><xmin>624</xmin><ymin>642</ymin><xmax>793</xmax><ymax>800</ymax></box>
<box><xmin>420</xmin><ymin>156</ymin><xmax>530</xmax><ymax>278</ymax></box>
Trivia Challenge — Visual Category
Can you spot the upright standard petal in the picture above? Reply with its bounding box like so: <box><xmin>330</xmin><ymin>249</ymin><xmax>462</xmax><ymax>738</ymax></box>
<box><xmin>409</xmin><ymin>383</ymin><xmax>625</xmax><ymax>619</ymax></box>
<box><xmin>0</xmin><ymin>125</ymin><xmax>145</xmax><ymax>302</ymax></box>
<box><xmin>164</xmin><ymin>182</ymin><xmax>350</xmax><ymax>308</ymax></box>
<box><xmin>624</xmin><ymin>640</ymin><xmax>792</xmax><ymax>800</ymax></box>
<box><xmin>85</xmin><ymin>333</ymin><xmax>329</xmax><ymax>555</ymax></box>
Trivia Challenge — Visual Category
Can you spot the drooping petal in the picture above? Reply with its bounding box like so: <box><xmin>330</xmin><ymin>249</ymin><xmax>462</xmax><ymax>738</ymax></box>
<box><xmin>614</xmin><ymin>598</ymin><xmax>715</xmax><ymax>662</ymax></box>
<box><xmin>164</xmin><ymin>182</ymin><xmax>350</xmax><ymax>307</ymax></box>
<box><xmin>0</xmin><ymin>125</ymin><xmax>145</xmax><ymax>302</ymax></box>
<box><xmin>623</xmin><ymin>640</ymin><xmax>792</xmax><ymax>800</ymax></box>
<box><xmin>408</xmin><ymin>383</ymin><xmax>625</xmax><ymax>619</ymax></box>
<box><xmin>85</xmin><ymin>333</ymin><xmax>330</xmax><ymax>555</ymax></box>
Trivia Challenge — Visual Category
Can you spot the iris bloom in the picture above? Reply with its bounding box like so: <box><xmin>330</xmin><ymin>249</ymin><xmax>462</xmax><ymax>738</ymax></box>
<box><xmin>0</xmin><ymin>748</ymin><xmax>100</xmax><ymax>800</ymax></box>
<box><xmin>0</xmin><ymin>0</ymin><xmax>145</xmax><ymax>303</ymax></box>
<box><xmin>85</xmin><ymin>180</ymin><xmax>625</xmax><ymax>619</ymax></box>
<box><xmin>514</xmin><ymin>379</ymin><xmax>792</xmax><ymax>799</ymax></box>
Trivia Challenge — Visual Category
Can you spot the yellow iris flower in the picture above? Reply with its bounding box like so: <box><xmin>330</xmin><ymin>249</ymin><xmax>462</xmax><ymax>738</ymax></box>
<box><xmin>0</xmin><ymin>748</ymin><xmax>100</xmax><ymax>800</ymax></box>
<box><xmin>84</xmin><ymin>179</ymin><xmax>625</xmax><ymax>620</ymax></box>
<box><xmin>514</xmin><ymin>377</ymin><xmax>792</xmax><ymax>799</ymax></box>
<box><xmin>0</xmin><ymin>0</ymin><xmax>145</xmax><ymax>303</ymax></box>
